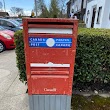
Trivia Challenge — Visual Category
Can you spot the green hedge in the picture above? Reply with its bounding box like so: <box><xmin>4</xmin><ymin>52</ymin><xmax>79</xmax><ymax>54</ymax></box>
<box><xmin>14</xmin><ymin>28</ymin><xmax>110</xmax><ymax>84</ymax></box>
<box><xmin>14</xmin><ymin>30</ymin><xmax>26</xmax><ymax>82</ymax></box>
<box><xmin>75</xmin><ymin>28</ymin><xmax>110</xmax><ymax>84</ymax></box>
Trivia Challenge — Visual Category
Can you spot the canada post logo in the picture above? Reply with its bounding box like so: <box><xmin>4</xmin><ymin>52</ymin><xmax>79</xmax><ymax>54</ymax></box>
<box><xmin>29</xmin><ymin>37</ymin><xmax>72</xmax><ymax>48</ymax></box>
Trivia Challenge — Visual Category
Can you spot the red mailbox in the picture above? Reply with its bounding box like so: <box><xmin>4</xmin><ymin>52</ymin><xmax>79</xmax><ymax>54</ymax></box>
<box><xmin>23</xmin><ymin>18</ymin><xmax>78</xmax><ymax>110</ymax></box>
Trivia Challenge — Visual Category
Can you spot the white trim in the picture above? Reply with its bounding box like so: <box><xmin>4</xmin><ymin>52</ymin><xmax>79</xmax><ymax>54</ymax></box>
<box><xmin>30</xmin><ymin>63</ymin><xmax>70</xmax><ymax>67</ymax></box>
<box><xmin>28</xmin><ymin>28</ymin><xmax>72</xmax><ymax>34</ymax></box>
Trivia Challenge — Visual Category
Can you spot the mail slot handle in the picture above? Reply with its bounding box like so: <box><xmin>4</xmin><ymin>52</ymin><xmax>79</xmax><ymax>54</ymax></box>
<box><xmin>31</xmin><ymin>71</ymin><xmax>69</xmax><ymax>75</ymax></box>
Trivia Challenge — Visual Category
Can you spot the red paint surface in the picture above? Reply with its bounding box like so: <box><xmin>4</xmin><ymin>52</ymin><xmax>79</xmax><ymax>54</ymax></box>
<box><xmin>23</xmin><ymin>18</ymin><xmax>78</xmax><ymax>95</ymax></box>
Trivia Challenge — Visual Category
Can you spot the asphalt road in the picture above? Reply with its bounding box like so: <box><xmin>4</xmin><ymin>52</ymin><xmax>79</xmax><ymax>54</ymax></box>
<box><xmin>0</xmin><ymin>50</ymin><xmax>28</xmax><ymax>110</ymax></box>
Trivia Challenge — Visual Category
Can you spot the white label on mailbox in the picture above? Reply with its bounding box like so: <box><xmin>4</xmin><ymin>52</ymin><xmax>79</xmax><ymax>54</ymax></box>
<box><xmin>44</xmin><ymin>88</ymin><xmax>57</xmax><ymax>92</ymax></box>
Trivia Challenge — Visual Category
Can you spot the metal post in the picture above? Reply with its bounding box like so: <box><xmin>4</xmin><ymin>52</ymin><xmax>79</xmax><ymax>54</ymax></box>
<box><xmin>3</xmin><ymin>0</ymin><xmax>6</xmax><ymax>12</ymax></box>
<box><xmin>34</xmin><ymin>0</ymin><xmax>37</xmax><ymax>17</ymax></box>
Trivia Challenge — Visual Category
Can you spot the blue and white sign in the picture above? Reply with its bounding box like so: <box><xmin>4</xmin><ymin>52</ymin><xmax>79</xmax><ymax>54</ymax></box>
<box><xmin>29</xmin><ymin>37</ymin><xmax>72</xmax><ymax>48</ymax></box>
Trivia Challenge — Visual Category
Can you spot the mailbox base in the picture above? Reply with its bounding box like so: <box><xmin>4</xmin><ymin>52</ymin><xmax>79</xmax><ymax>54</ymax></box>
<box><xmin>29</xmin><ymin>95</ymin><xmax>71</xmax><ymax>110</ymax></box>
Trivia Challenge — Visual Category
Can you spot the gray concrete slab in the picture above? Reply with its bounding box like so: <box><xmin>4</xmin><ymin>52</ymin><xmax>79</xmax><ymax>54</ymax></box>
<box><xmin>0</xmin><ymin>50</ymin><xmax>29</xmax><ymax>110</ymax></box>
<box><xmin>0</xmin><ymin>73</ymin><xmax>17</xmax><ymax>95</ymax></box>
<box><xmin>4</xmin><ymin>76</ymin><xmax>27</xmax><ymax>97</ymax></box>
<box><xmin>73</xmin><ymin>90</ymin><xmax>110</xmax><ymax>98</ymax></box>
<box><xmin>0</xmin><ymin>94</ymin><xmax>4</xmax><ymax>100</ymax></box>
<box><xmin>0</xmin><ymin>94</ymin><xmax>28</xmax><ymax>110</ymax></box>
<box><xmin>0</xmin><ymin>69</ymin><xmax>11</xmax><ymax>79</ymax></box>
<box><xmin>0</xmin><ymin>50</ymin><xmax>18</xmax><ymax>72</ymax></box>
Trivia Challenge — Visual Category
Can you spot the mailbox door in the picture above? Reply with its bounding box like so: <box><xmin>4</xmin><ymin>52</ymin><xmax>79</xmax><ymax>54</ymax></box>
<box><xmin>31</xmin><ymin>75</ymin><xmax>69</xmax><ymax>94</ymax></box>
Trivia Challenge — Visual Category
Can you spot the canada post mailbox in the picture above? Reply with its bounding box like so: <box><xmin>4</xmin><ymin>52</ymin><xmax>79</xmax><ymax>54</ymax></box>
<box><xmin>23</xmin><ymin>18</ymin><xmax>78</xmax><ymax>110</ymax></box>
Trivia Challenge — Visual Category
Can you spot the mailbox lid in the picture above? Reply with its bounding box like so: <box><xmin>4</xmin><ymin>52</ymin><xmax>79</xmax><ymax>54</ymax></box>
<box><xmin>31</xmin><ymin>75</ymin><xmax>69</xmax><ymax>95</ymax></box>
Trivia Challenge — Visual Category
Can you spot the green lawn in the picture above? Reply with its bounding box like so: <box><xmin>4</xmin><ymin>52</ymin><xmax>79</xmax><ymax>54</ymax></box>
<box><xmin>72</xmin><ymin>95</ymin><xmax>110</xmax><ymax>110</ymax></box>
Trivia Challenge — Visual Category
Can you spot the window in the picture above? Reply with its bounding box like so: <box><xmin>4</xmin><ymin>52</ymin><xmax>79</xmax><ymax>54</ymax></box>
<box><xmin>71</xmin><ymin>9</ymin><xmax>74</xmax><ymax>13</ymax></box>
<box><xmin>0</xmin><ymin>20</ymin><xmax>7</xmax><ymax>26</ymax></box>
<box><xmin>97</xmin><ymin>7</ymin><xmax>102</xmax><ymax>24</ymax></box>
<box><xmin>0</xmin><ymin>26</ymin><xmax>4</xmax><ymax>30</ymax></box>
<box><xmin>6</xmin><ymin>21</ymin><xmax>15</xmax><ymax>27</ymax></box>
<box><xmin>0</xmin><ymin>20</ymin><xmax>1</xmax><ymax>25</ymax></box>
<box><xmin>71</xmin><ymin>0</ymin><xmax>74</xmax><ymax>3</ymax></box>
<box><xmin>86</xmin><ymin>18</ymin><xmax>88</xmax><ymax>23</ymax></box>
<box><xmin>87</xmin><ymin>10</ymin><xmax>90</xmax><ymax>16</ymax></box>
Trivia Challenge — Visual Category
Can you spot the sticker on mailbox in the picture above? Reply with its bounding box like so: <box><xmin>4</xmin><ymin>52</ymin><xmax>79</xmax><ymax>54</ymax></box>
<box><xmin>29</xmin><ymin>37</ymin><xmax>72</xmax><ymax>48</ymax></box>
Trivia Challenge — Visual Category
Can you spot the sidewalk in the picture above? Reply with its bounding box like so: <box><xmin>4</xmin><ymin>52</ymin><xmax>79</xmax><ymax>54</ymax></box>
<box><xmin>0</xmin><ymin>50</ymin><xmax>28</xmax><ymax>110</ymax></box>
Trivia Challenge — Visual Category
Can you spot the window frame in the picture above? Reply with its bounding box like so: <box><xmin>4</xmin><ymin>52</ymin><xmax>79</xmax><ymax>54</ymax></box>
<box><xmin>97</xmin><ymin>6</ymin><xmax>102</xmax><ymax>24</ymax></box>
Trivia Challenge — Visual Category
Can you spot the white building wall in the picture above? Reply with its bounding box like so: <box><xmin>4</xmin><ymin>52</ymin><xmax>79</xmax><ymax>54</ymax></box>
<box><xmin>85</xmin><ymin>0</ymin><xmax>110</xmax><ymax>28</ymax></box>
<box><xmin>74</xmin><ymin>0</ymin><xmax>82</xmax><ymax>12</ymax></box>
<box><xmin>70</xmin><ymin>2</ymin><xmax>74</xmax><ymax>17</ymax></box>
<box><xmin>70</xmin><ymin>0</ymin><xmax>82</xmax><ymax>16</ymax></box>
<box><xmin>101</xmin><ymin>0</ymin><xmax>110</xmax><ymax>28</ymax></box>
<box><xmin>83</xmin><ymin>0</ymin><xmax>87</xmax><ymax>8</ymax></box>
<box><xmin>85</xmin><ymin>0</ymin><xmax>97</xmax><ymax>28</ymax></box>
<box><xmin>94</xmin><ymin>0</ymin><xmax>106</xmax><ymax>28</ymax></box>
